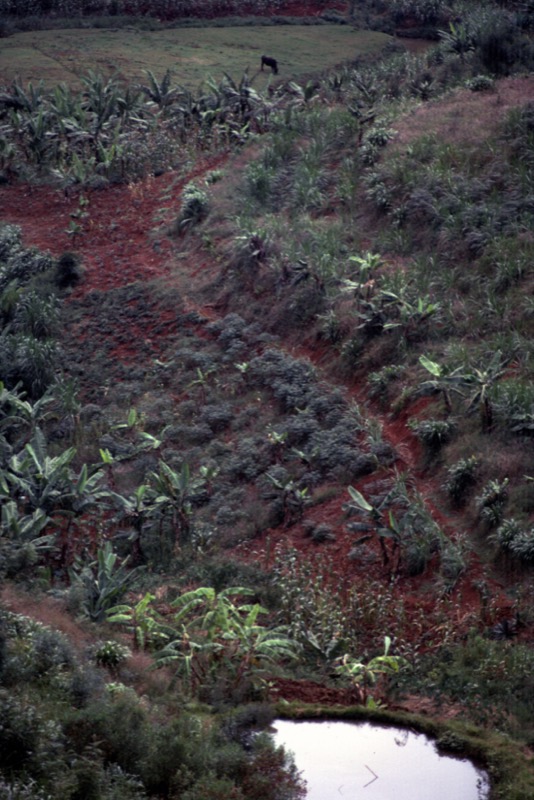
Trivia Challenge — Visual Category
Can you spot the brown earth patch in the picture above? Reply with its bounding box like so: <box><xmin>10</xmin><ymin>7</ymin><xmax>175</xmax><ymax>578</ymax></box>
<box><xmin>389</xmin><ymin>75</ymin><xmax>534</xmax><ymax>152</ymax></box>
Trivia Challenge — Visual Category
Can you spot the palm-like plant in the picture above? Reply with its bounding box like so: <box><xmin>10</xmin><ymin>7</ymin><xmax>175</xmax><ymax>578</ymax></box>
<box><xmin>81</xmin><ymin>70</ymin><xmax>122</xmax><ymax>142</ymax></box>
<box><xmin>153</xmin><ymin>585</ymin><xmax>298</xmax><ymax>695</ymax></box>
<box><xmin>0</xmin><ymin>381</ymin><xmax>53</xmax><ymax>442</ymax></box>
<box><xmin>346</xmin><ymin>485</ymin><xmax>401</xmax><ymax>570</ymax></box>
<box><xmin>418</xmin><ymin>354</ymin><xmax>474</xmax><ymax>413</ymax></box>
<box><xmin>439</xmin><ymin>21</ymin><xmax>477</xmax><ymax>61</ymax></box>
<box><xmin>139</xmin><ymin>69</ymin><xmax>180</xmax><ymax>113</ymax></box>
<box><xmin>6</xmin><ymin>426</ymin><xmax>77</xmax><ymax>515</ymax></box>
<box><xmin>107</xmin><ymin>591</ymin><xmax>169</xmax><ymax>651</ymax></box>
<box><xmin>335</xmin><ymin>635</ymin><xmax>408</xmax><ymax>707</ymax></box>
<box><xmin>71</xmin><ymin>541</ymin><xmax>143</xmax><ymax>622</ymax></box>
<box><xmin>149</xmin><ymin>460</ymin><xmax>205</xmax><ymax>545</ymax></box>
<box><xmin>419</xmin><ymin>351</ymin><xmax>506</xmax><ymax>430</ymax></box>
<box><xmin>109</xmin><ymin>482</ymin><xmax>154</xmax><ymax>564</ymax></box>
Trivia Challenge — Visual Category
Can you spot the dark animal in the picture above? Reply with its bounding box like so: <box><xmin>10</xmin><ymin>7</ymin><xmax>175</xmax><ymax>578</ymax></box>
<box><xmin>261</xmin><ymin>55</ymin><xmax>279</xmax><ymax>75</ymax></box>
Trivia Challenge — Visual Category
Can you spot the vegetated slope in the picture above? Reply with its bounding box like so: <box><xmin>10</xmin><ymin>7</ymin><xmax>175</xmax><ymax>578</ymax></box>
<box><xmin>2</xmin><ymin>70</ymin><xmax>534</xmax><ymax>673</ymax></box>
<box><xmin>3</xmin><ymin>5</ymin><xmax>534</xmax><ymax>795</ymax></box>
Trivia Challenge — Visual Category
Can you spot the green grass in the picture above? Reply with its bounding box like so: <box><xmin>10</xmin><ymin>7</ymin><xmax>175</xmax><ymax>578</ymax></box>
<box><xmin>0</xmin><ymin>25</ymin><xmax>392</xmax><ymax>88</ymax></box>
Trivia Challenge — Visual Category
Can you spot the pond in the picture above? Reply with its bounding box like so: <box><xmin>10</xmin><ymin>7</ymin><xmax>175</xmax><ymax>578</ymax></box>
<box><xmin>271</xmin><ymin>719</ymin><xmax>490</xmax><ymax>800</ymax></box>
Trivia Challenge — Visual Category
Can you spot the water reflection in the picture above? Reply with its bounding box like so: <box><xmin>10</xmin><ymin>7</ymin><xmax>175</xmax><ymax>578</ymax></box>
<box><xmin>272</xmin><ymin>719</ymin><xmax>490</xmax><ymax>800</ymax></box>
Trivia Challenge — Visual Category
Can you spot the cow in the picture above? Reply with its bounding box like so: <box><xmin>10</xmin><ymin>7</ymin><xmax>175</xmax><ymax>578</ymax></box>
<box><xmin>261</xmin><ymin>55</ymin><xmax>279</xmax><ymax>75</ymax></box>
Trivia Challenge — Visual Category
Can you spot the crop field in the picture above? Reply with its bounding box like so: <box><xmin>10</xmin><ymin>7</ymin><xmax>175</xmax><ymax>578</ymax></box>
<box><xmin>0</xmin><ymin>25</ymin><xmax>392</xmax><ymax>87</ymax></box>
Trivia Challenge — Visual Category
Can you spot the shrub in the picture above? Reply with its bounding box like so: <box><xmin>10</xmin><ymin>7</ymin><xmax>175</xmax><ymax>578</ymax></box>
<box><xmin>55</xmin><ymin>251</ymin><xmax>84</xmax><ymax>288</ymax></box>
<box><xmin>68</xmin><ymin>667</ymin><xmax>106</xmax><ymax>709</ymax></box>
<box><xmin>65</xmin><ymin>696</ymin><xmax>149</xmax><ymax>776</ymax></box>
<box><xmin>492</xmin><ymin>517</ymin><xmax>523</xmax><ymax>549</ymax></box>
<box><xmin>409</xmin><ymin>418</ymin><xmax>455</xmax><ymax>454</ymax></box>
<box><xmin>391</xmin><ymin>0</ymin><xmax>443</xmax><ymax>25</ymax></box>
<box><xmin>1</xmin><ymin>335</ymin><xmax>58</xmax><ymax>399</ymax></box>
<box><xmin>509</xmin><ymin>531</ymin><xmax>534</xmax><ymax>563</ymax></box>
<box><xmin>13</xmin><ymin>291</ymin><xmax>59</xmax><ymax>339</ymax></box>
<box><xmin>465</xmin><ymin>74</ymin><xmax>495</xmax><ymax>92</ymax></box>
<box><xmin>475</xmin><ymin>12</ymin><xmax>534</xmax><ymax>75</ymax></box>
<box><xmin>477</xmin><ymin>478</ymin><xmax>509</xmax><ymax>528</ymax></box>
<box><xmin>367</xmin><ymin>365</ymin><xmax>404</xmax><ymax>406</ymax></box>
<box><xmin>30</xmin><ymin>628</ymin><xmax>76</xmax><ymax>678</ymax></box>
<box><xmin>174</xmin><ymin>182</ymin><xmax>209</xmax><ymax>233</ymax></box>
<box><xmin>0</xmin><ymin>689</ymin><xmax>64</xmax><ymax>779</ymax></box>
<box><xmin>0</xmin><ymin>777</ymin><xmax>51</xmax><ymax>800</ymax></box>
<box><xmin>444</xmin><ymin>456</ymin><xmax>478</xmax><ymax>507</ymax></box>
<box><xmin>302</xmin><ymin>520</ymin><xmax>335</xmax><ymax>543</ymax></box>
<box><xmin>490</xmin><ymin>518</ymin><xmax>534</xmax><ymax>563</ymax></box>
<box><xmin>94</xmin><ymin>640</ymin><xmax>131</xmax><ymax>670</ymax></box>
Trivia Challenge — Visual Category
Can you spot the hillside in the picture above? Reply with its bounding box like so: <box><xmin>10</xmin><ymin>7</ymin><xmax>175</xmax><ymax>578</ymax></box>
<box><xmin>2</xmin><ymin>1</ymin><xmax>534</xmax><ymax>799</ymax></box>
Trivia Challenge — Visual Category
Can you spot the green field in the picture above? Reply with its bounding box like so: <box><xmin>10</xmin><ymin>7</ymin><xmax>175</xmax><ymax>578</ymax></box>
<box><xmin>0</xmin><ymin>25</ymin><xmax>392</xmax><ymax>88</ymax></box>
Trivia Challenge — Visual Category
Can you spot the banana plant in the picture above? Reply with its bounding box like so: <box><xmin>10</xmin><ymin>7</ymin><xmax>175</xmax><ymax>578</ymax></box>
<box><xmin>139</xmin><ymin>69</ymin><xmax>180</xmax><ymax>113</ymax></box>
<box><xmin>346</xmin><ymin>485</ymin><xmax>401</xmax><ymax>571</ymax></box>
<box><xmin>6</xmin><ymin>427</ymin><xmax>77</xmax><ymax>515</ymax></box>
<box><xmin>268</xmin><ymin>474</ymin><xmax>309</xmax><ymax>528</ymax></box>
<box><xmin>109</xmin><ymin>408</ymin><xmax>162</xmax><ymax>456</ymax></box>
<box><xmin>107</xmin><ymin>591</ymin><xmax>170</xmax><ymax>651</ymax></box>
<box><xmin>109</xmin><ymin>482</ymin><xmax>155</xmax><ymax>564</ymax></box>
<box><xmin>71</xmin><ymin>540</ymin><xmax>143</xmax><ymax>622</ymax></box>
<box><xmin>418</xmin><ymin>354</ymin><xmax>472</xmax><ymax>413</ymax></box>
<box><xmin>81</xmin><ymin>70</ymin><xmax>121</xmax><ymax>142</ymax></box>
<box><xmin>149</xmin><ymin>460</ymin><xmax>202</xmax><ymax>545</ymax></box>
<box><xmin>0</xmin><ymin>501</ymin><xmax>54</xmax><ymax>576</ymax></box>
<box><xmin>96</xmin><ymin>137</ymin><xmax>124</xmax><ymax>180</ymax></box>
<box><xmin>0</xmin><ymin>381</ymin><xmax>54</xmax><ymax>440</ymax></box>
<box><xmin>335</xmin><ymin>635</ymin><xmax>408</xmax><ymax>707</ymax></box>
<box><xmin>419</xmin><ymin>352</ymin><xmax>506</xmax><ymax>429</ymax></box>
<box><xmin>16</xmin><ymin>108</ymin><xmax>55</xmax><ymax>166</ymax></box>
<box><xmin>462</xmin><ymin>351</ymin><xmax>507</xmax><ymax>432</ymax></box>
<box><xmin>1</xmin><ymin>79</ymin><xmax>44</xmax><ymax>113</ymax></box>
<box><xmin>116</xmin><ymin>84</ymin><xmax>143</xmax><ymax>120</ymax></box>
<box><xmin>153</xmin><ymin>586</ymin><xmax>298</xmax><ymax>694</ymax></box>
<box><xmin>439</xmin><ymin>21</ymin><xmax>476</xmax><ymax>61</ymax></box>
<box><xmin>1</xmin><ymin>499</ymin><xmax>50</xmax><ymax>546</ymax></box>
<box><xmin>380</xmin><ymin>292</ymin><xmax>440</xmax><ymax>341</ymax></box>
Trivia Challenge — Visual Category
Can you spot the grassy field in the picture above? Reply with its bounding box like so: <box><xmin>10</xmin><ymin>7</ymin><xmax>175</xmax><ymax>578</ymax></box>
<box><xmin>0</xmin><ymin>25</ymin><xmax>392</xmax><ymax>87</ymax></box>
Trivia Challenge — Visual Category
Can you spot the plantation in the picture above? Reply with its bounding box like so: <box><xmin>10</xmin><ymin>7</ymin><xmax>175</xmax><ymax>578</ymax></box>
<box><xmin>2</xmin><ymin>0</ymin><xmax>534</xmax><ymax>798</ymax></box>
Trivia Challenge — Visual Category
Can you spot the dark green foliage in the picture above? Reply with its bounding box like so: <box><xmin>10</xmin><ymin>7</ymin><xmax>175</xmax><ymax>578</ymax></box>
<box><xmin>0</xmin><ymin>228</ymin><xmax>53</xmax><ymax>294</ymax></box>
<box><xmin>476</xmin><ymin>14</ymin><xmax>534</xmax><ymax>75</ymax></box>
<box><xmin>0</xmin><ymin>335</ymin><xmax>58</xmax><ymax>399</ymax></box>
<box><xmin>67</xmin><ymin>667</ymin><xmax>106</xmax><ymax>709</ymax></box>
<box><xmin>411</xmin><ymin>633</ymin><xmax>534</xmax><ymax>738</ymax></box>
<box><xmin>0</xmin><ymin>689</ymin><xmax>64</xmax><ymax>779</ymax></box>
<box><xmin>444</xmin><ymin>456</ymin><xmax>478</xmax><ymax>507</ymax></box>
<box><xmin>93</xmin><ymin>640</ymin><xmax>131</xmax><ymax>669</ymax></box>
<box><xmin>491</xmin><ymin>518</ymin><xmax>534</xmax><ymax>563</ymax></box>
<box><xmin>465</xmin><ymin>74</ymin><xmax>495</xmax><ymax>92</ymax></box>
<box><xmin>29</xmin><ymin>628</ymin><xmax>76</xmax><ymax>677</ymax></box>
<box><xmin>477</xmin><ymin>478</ymin><xmax>509</xmax><ymax>528</ymax></box>
<box><xmin>55</xmin><ymin>252</ymin><xmax>83</xmax><ymax>289</ymax></box>
<box><xmin>13</xmin><ymin>292</ymin><xmax>59</xmax><ymax>339</ymax></box>
<box><xmin>174</xmin><ymin>182</ymin><xmax>210</xmax><ymax>233</ymax></box>
<box><xmin>65</xmin><ymin>696</ymin><xmax>149</xmax><ymax>776</ymax></box>
<box><xmin>69</xmin><ymin>541</ymin><xmax>143</xmax><ymax>622</ymax></box>
<box><xmin>409</xmin><ymin>418</ymin><xmax>455</xmax><ymax>454</ymax></box>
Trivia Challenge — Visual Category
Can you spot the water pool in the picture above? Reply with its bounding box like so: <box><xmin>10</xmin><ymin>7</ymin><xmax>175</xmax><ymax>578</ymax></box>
<box><xmin>271</xmin><ymin>719</ymin><xmax>490</xmax><ymax>800</ymax></box>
